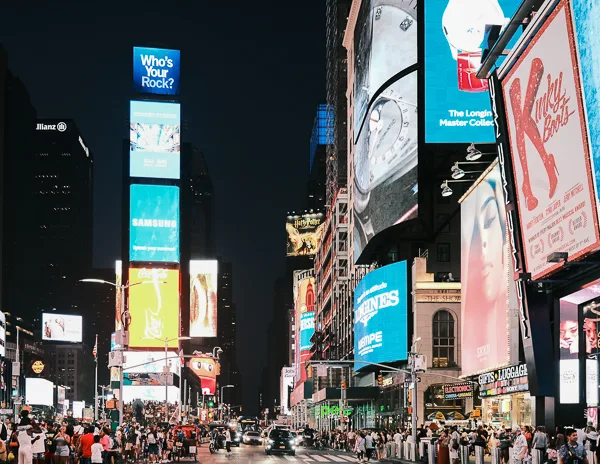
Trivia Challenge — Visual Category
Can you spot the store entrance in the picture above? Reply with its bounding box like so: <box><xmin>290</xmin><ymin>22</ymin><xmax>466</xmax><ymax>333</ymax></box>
<box><xmin>483</xmin><ymin>394</ymin><xmax>531</xmax><ymax>427</ymax></box>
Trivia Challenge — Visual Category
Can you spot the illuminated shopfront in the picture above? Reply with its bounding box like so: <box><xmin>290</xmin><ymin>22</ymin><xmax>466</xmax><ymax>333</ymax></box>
<box><xmin>478</xmin><ymin>363</ymin><xmax>531</xmax><ymax>427</ymax></box>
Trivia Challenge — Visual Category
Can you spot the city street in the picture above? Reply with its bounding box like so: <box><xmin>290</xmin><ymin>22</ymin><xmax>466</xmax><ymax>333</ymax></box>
<box><xmin>190</xmin><ymin>445</ymin><xmax>384</xmax><ymax>463</ymax></box>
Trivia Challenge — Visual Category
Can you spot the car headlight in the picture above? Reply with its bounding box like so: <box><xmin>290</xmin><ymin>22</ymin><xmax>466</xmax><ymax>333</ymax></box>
<box><xmin>268</xmin><ymin>439</ymin><xmax>274</xmax><ymax>444</ymax></box>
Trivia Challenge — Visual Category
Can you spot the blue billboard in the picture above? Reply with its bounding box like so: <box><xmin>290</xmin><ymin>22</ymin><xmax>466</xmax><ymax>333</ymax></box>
<box><xmin>299</xmin><ymin>312</ymin><xmax>315</xmax><ymax>352</ymax></box>
<box><xmin>130</xmin><ymin>101</ymin><xmax>181</xmax><ymax>180</ymax></box>
<box><xmin>424</xmin><ymin>0</ymin><xmax>522</xmax><ymax>143</ymax></box>
<box><xmin>354</xmin><ymin>261</ymin><xmax>408</xmax><ymax>371</ymax></box>
<box><xmin>133</xmin><ymin>47</ymin><xmax>181</xmax><ymax>96</ymax></box>
<box><xmin>130</xmin><ymin>184</ymin><xmax>180</xmax><ymax>263</ymax></box>
<box><xmin>572</xmin><ymin>0</ymin><xmax>600</xmax><ymax>200</ymax></box>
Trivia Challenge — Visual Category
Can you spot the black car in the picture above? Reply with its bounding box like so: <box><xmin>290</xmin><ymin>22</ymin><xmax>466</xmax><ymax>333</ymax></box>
<box><xmin>265</xmin><ymin>429</ymin><xmax>296</xmax><ymax>456</ymax></box>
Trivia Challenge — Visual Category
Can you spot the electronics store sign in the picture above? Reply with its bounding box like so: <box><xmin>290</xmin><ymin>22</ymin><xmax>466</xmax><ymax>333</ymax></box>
<box><xmin>443</xmin><ymin>382</ymin><xmax>473</xmax><ymax>400</ymax></box>
<box><xmin>478</xmin><ymin>363</ymin><xmax>528</xmax><ymax>398</ymax></box>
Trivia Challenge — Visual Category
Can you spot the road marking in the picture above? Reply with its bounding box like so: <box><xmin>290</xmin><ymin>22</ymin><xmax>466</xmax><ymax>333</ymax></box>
<box><xmin>309</xmin><ymin>456</ymin><xmax>331</xmax><ymax>462</ymax></box>
<box><xmin>283</xmin><ymin>455</ymin><xmax>298</xmax><ymax>461</ymax></box>
<box><xmin>326</xmin><ymin>455</ymin><xmax>357</xmax><ymax>462</ymax></box>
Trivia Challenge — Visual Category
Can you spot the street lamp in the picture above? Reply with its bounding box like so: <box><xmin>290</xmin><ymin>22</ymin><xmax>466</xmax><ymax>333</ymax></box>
<box><xmin>151</xmin><ymin>336</ymin><xmax>191</xmax><ymax>423</ymax></box>
<box><xmin>80</xmin><ymin>277</ymin><xmax>157</xmax><ymax>425</ymax></box>
<box><xmin>220</xmin><ymin>385</ymin><xmax>234</xmax><ymax>422</ymax></box>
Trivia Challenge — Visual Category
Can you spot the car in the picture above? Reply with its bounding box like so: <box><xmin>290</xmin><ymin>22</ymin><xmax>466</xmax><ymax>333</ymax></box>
<box><xmin>290</xmin><ymin>431</ymin><xmax>301</xmax><ymax>446</ymax></box>
<box><xmin>265</xmin><ymin>428</ymin><xmax>296</xmax><ymax>456</ymax></box>
<box><xmin>243</xmin><ymin>431</ymin><xmax>262</xmax><ymax>445</ymax></box>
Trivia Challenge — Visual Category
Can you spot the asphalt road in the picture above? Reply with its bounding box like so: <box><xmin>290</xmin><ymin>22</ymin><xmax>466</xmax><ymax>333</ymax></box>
<box><xmin>185</xmin><ymin>444</ymin><xmax>385</xmax><ymax>463</ymax></box>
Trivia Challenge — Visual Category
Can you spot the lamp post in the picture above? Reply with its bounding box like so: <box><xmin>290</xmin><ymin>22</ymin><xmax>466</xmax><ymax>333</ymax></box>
<box><xmin>152</xmin><ymin>336</ymin><xmax>191</xmax><ymax>423</ymax></box>
<box><xmin>80</xmin><ymin>277</ymin><xmax>157</xmax><ymax>425</ymax></box>
<box><xmin>220</xmin><ymin>385</ymin><xmax>234</xmax><ymax>422</ymax></box>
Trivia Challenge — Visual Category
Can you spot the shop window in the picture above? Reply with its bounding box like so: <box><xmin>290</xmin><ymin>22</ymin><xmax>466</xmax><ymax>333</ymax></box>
<box><xmin>432</xmin><ymin>310</ymin><xmax>456</xmax><ymax>368</ymax></box>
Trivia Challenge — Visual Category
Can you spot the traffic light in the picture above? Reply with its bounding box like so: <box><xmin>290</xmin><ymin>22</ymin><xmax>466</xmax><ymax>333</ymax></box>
<box><xmin>207</xmin><ymin>396</ymin><xmax>215</xmax><ymax>408</ymax></box>
<box><xmin>377</xmin><ymin>374</ymin><xmax>383</xmax><ymax>386</ymax></box>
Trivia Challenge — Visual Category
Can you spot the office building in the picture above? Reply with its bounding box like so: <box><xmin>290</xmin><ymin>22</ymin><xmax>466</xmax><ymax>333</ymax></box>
<box><xmin>46</xmin><ymin>343</ymin><xmax>93</xmax><ymax>403</ymax></box>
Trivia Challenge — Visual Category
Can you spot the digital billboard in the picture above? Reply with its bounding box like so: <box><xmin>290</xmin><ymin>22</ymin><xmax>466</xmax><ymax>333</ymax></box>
<box><xmin>189</xmin><ymin>355</ymin><xmax>218</xmax><ymax>395</ymax></box>
<box><xmin>115</xmin><ymin>260</ymin><xmax>123</xmax><ymax>332</ymax></box>
<box><xmin>293</xmin><ymin>270</ymin><xmax>315</xmax><ymax>384</ymax></box>
<box><xmin>190</xmin><ymin>260</ymin><xmax>218</xmax><ymax>338</ymax></box>
<box><xmin>502</xmin><ymin>0</ymin><xmax>600</xmax><ymax>279</ymax></box>
<box><xmin>25</xmin><ymin>378</ymin><xmax>54</xmax><ymax>407</ymax></box>
<box><xmin>42</xmin><ymin>314</ymin><xmax>82</xmax><ymax>343</ymax></box>
<box><xmin>460</xmin><ymin>164</ymin><xmax>512</xmax><ymax>375</ymax></box>
<box><xmin>352</xmin><ymin>0</ymin><xmax>417</xmax><ymax>139</ymax></box>
<box><xmin>572</xmin><ymin>0</ymin><xmax>600</xmax><ymax>208</ymax></box>
<box><xmin>130</xmin><ymin>101</ymin><xmax>181</xmax><ymax>179</ymax></box>
<box><xmin>425</xmin><ymin>0</ymin><xmax>522</xmax><ymax>142</ymax></box>
<box><xmin>286</xmin><ymin>213</ymin><xmax>325</xmax><ymax>257</ymax></box>
<box><xmin>353</xmin><ymin>72</ymin><xmax>418</xmax><ymax>262</ymax></box>
<box><xmin>128</xmin><ymin>268</ymin><xmax>180</xmax><ymax>349</ymax></box>
<box><xmin>130</xmin><ymin>184</ymin><xmax>180</xmax><ymax>263</ymax></box>
<box><xmin>353</xmin><ymin>261</ymin><xmax>408</xmax><ymax>371</ymax></box>
<box><xmin>133</xmin><ymin>47</ymin><xmax>181</xmax><ymax>96</ymax></box>
<box><xmin>72</xmin><ymin>401</ymin><xmax>85</xmax><ymax>419</ymax></box>
<box><xmin>124</xmin><ymin>373</ymin><xmax>174</xmax><ymax>387</ymax></box>
<box><xmin>123</xmin><ymin>350</ymin><xmax>181</xmax><ymax>374</ymax></box>
<box><xmin>123</xmin><ymin>385</ymin><xmax>179</xmax><ymax>403</ymax></box>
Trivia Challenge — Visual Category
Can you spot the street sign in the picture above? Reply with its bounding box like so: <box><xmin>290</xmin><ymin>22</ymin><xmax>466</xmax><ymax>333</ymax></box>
<box><xmin>0</xmin><ymin>409</ymin><xmax>12</xmax><ymax>414</ymax></box>
<box><xmin>12</xmin><ymin>362</ymin><xmax>20</xmax><ymax>377</ymax></box>
<box><xmin>108</xmin><ymin>351</ymin><xmax>123</xmax><ymax>368</ymax></box>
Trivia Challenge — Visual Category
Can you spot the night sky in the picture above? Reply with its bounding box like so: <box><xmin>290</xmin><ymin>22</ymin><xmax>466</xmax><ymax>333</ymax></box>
<box><xmin>1</xmin><ymin>1</ymin><xmax>326</xmax><ymax>412</ymax></box>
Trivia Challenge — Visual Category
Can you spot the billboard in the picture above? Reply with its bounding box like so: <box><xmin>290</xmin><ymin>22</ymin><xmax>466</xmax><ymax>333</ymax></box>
<box><xmin>460</xmin><ymin>164</ymin><xmax>511</xmax><ymax>375</ymax></box>
<box><xmin>128</xmin><ymin>268</ymin><xmax>180</xmax><ymax>349</ymax></box>
<box><xmin>353</xmin><ymin>72</ymin><xmax>418</xmax><ymax>261</ymax></box>
<box><xmin>502</xmin><ymin>0</ymin><xmax>600</xmax><ymax>279</ymax></box>
<box><xmin>189</xmin><ymin>355</ymin><xmax>218</xmax><ymax>395</ymax></box>
<box><xmin>123</xmin><ymin>350</ymin><xmax>181</xmax><ymax>374</ymax></box>
<box><xmin>25</xmin><ymin>378</ymin><xmax>54</xmax><ymax>407</ymax></box>
<box><xmin>0</xmin><ymin>312</ymin><xmax>5</xmax><ymax>357</ymax></box>
<box><xmin>130</xmin><ymin>101</ymin><xmax>181</xmax><ymax>179</ymax></box>
<box><xmin>353</xmin><ymin>261</ymin><xmax>408</xmax><ymax>371</ymax></box>
<box><xmin>280</xmin><ymin>367</ymin><xmax>295</xmax><ymax>415</ymax></box>
<box><xmin>124</xmin><ymin>373</ymin><xmax>175</xmax><ymax>386</ymax></box>
<box><xmin>293</xmin><ymin>270</ymin><xmax>315</xmax><ymax>384</ymax></box>
<box><xmin>425</xmin><ymin>0</ymin><xmax>522</xmax><ymax>142</ymax></box>
<box><xmin>123</xmin><ymin>385</ymin><xmax>179</xmax><ymax>403</ymax></box>
<box><xmin>130</xmin><ymin>184</ymin><xmax>180</xmax><ymax>263</ymax></box>
<box><xmin>352</xmin><ymin>0</ymin><xmax>418</xmax><ymax>139</ymax></box>
<box><xmin>286</xmin><ymin>213</ymin><xmax>325</xmax><ymax>257</ymax></box>
<box><xmin>572</xmin><ymin>0</ymin><xmax>600</xmax><ymax>210</ymax></box>
<box><xmin>189</xmin><ymin>260</ymin><xmax>218</xmax><ymax>338</ymax></box>
<box><xmin>42</xmin><ymin>314</ymin><xmax>82</xmax><ymax>342</ymax></box>
<box><xmin>133</xmin><ymin>47</ymin><xmax>181</xmax><ymax>96</ymax></box>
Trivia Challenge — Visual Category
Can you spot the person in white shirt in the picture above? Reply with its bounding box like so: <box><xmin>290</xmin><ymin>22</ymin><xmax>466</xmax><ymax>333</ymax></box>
<box><xmin>224</xmin><ymin>429</ymin><xmax>232</xmax><ymax>455</ymax></box>
<box><xmin>18</xmin><ymin>426</ymin><xmax>41</xmax><ymax>464</ymax></box>
<box><xmin>365</xmin><ymin>433</ymin><xmax>374</xmax><ymax>461</ymax></box>
<box><xmin>32</xmin><ymin>427</ymin><xmax>46</xmax><ymax>464</ymax></box>
<box><xmin>394</xmin><ymin>430</ymin><xmax>403</xmax><ymax>456</ymax></box>
<box><xmin>513</xmin><ymin>426</ymin><xmax>529</xmax><ymax>464</ymax></box>
<box><xmin>91</xmin><ymin>435</ymin><xmax>104</xmax><ymax>464</ymax></box>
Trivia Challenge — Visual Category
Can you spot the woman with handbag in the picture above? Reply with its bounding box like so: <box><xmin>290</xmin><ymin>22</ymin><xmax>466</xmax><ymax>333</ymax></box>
<box><xmin>8</xmin><ymin>426</ymin><xmax>19</xmax><ymax>463</ymax></box>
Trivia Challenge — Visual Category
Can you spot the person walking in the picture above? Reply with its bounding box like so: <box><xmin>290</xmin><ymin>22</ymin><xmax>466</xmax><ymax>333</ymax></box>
<box><xmin>17</xmin><ymin>426</ymin><xmax>41</xmax><ymax>464</ymax></box>
<box><xmin>224</xmin><ymin>428</ymin><xmax>232</xmax><ymax>456</ymax></box>
<box><xmin>513</xmin><ymin>426</ymin><xmax>530</xmax><ymax>464</ymax></box>
<box><xmin>357</xmin><ymin>433</ymin><xmax>367</xmax><ymax>463</ymax></box>
<box><xmin>558</xmin><ymin>428</ymin><xmax>589</xmax><ymax>464</ymax></box>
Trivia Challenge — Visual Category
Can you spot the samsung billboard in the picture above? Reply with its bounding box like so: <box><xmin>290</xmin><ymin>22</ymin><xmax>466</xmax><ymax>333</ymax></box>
<box><xmin>354</xmin><ymin>261</ymin><xmax>408</xmax><ymax>371</ymax></box>
<box><xmin>130</xmin><ymin>101</ymin><xmax>181</xmax><ymax>179</ymax></box>
<box><xmin>129</xmin><ymin>184</ymin><xmax>180</xmax><ymax>263</ymax></box>
<box><xmin>133</xmin><ymin>47</ymin><xmax>181</xmax><ymax>96</ymax></box>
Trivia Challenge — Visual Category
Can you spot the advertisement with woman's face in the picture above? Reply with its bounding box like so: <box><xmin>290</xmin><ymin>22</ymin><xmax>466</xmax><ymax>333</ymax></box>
<box><xmin>461</xmin><ymin>164</ymin><xmax>511</xmax><ymax>375</ymax></box>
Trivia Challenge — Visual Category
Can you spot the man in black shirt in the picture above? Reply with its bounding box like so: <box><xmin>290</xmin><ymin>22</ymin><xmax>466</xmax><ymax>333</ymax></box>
<box><xmin>45</xmin><ymin>424</ymin><xmax>57</xmax><ymax>460</ymax></box>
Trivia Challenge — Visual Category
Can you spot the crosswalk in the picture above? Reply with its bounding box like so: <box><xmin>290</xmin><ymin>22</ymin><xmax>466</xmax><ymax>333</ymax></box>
<box><xmin>214</xmin><ymin>452</ymin><xmax>376</xmax><ymax>462</ymax></box>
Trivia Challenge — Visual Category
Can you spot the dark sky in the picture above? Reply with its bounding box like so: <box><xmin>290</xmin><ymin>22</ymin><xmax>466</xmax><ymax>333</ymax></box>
<box><xmin>1</xmin><ymin>1</ymin><xmax>325</xmax><ymax>412</ymax></box>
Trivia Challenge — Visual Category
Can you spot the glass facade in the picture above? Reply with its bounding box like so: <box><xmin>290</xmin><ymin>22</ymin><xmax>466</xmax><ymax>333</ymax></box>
<box><xmin>310</xmin><ymin>104</ymin><xmax>334</xmax><ymax>171</ymax></box>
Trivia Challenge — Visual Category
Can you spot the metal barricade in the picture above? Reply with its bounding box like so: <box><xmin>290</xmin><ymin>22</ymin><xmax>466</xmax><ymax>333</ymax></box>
<box><xmin>387</xmin><ymin>442</ymin><xmax>394</xmax><ymax>459</ymax></box>
<box><xmin>475</xmin><ymin>445</ymin><xmax>485</xmax><ymax>464</ymax></box>
<box><xmin>491</xmin><ymin>447</ymin><xmax>501</xmax><ymax>464</ymax></box>
<box><xmin>428</xmin><ymin>442</ymin><xmax>436</xmax><ymax>464</ymax></box>
<box><xmin>405</xmin><ymin>442</ymin><xmax>411</xmax><ymax>461</ymax></box>
<box><xmin>509</xmin><ymin>447</ymin><xmax>515</xmax><ymax>463</ymax></box>
<box><xmin>420</xmin><ymin>440</ymin><xmax>427</xmax><ymax>459</ymax></box>
<box><xmin>460</xmin><ymin>445</ymin><xmax>470</xmax><ymax>464</ymax></box>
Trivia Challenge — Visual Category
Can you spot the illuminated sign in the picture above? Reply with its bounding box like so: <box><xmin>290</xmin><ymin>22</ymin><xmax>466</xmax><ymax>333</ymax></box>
<box><xmin>478</xmin><ymin>363</ymin><xmax>528</xmax><ymax>398</ymax></box>
<box><xmin>25</xmin><ymin>378</ymin><xmax>54</xmax><ymax>407</ymax></box>
<box><xmin>128</xmin><ymin>268</ymin><xmax>180</xmax><ymax>349</ymax></box>
<box><xmin>42</xmin><ymin>313</ymin><xmax>83</xmax><ymax>343</ymax></box>
<box><xmin>293</xmin><ymin>270</ymin><xmax>315</xmax><ymax>384</ymax></box>
<box><xmin>286</xmin><ymin>213</ymin><xmax>325</xmax><ymax>257</ymax></box>
<box><xmin>36</xmin><ymin>121</ymin><xmax>67</xmax><ymax>132</ymax></box>
<box><xmin>354</xmin><ymin>261</ymin><xmax>408</xmax><ymax>371</ymax></box>
<box><xmin>189</xmin><ymin>355</ymin><xmax>218</xmax><ymax>395</ymax></box>
<box><xmin>133</xmin><ymin>47</ymin><xmax>181</xmax><ymax>96</ymax></box>
<box><xmin>443</xmin><ymin>383</ymin><xmax>474</xmax><ymax>400</ymax></box>
<box><xmin>190</xmin><ymin>260</ymin><xmax>218</xmax><ymax>338</ymax></box>
<box><xmin>130</xmin><ymin>101</ymin><xmax>181</xmax><ymax>179</ymax></box>
<box><xmin>31</xmin><ymin>361</ymin><xmax>45</xmax><ymax>375</ymax></box>
<box><xmin>129</xmin><ymin>184</ymin><xmax>180</xmax><ymax>263</ymax></box>
<box><xmin>315</xmin><ymin>405</ymin><xmax>353</xmax><ymax>419</ymax></box>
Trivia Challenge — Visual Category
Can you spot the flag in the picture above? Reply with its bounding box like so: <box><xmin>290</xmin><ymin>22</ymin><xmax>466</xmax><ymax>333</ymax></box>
<box><xmin>93</xmin><ymin>334</ymin><xmax>98</xmax><ymax>360</ymax></box>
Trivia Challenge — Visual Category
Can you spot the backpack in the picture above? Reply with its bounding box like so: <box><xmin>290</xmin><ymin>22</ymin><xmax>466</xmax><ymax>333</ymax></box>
<box><xmin>565</xmin><ymin>445</ymin><xmax>582</xmax><ymax>464</ymax></box>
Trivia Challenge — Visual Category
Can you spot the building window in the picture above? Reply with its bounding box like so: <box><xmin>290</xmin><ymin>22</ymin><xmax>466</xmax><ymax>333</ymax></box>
<box><xmin>432</xmin><ymin>310</ymin><xmax>455</xmax><ymax>368</ymax></box>
<box><xmin>437</xmin><ymin>243</ymin><xmax>450</xmax><ymax>262</ymax></box>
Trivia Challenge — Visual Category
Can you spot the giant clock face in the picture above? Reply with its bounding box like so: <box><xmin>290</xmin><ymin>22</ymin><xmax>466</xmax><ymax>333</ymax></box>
<box><xmin>442</xmin><ymin>0</ymin><xmax>506</xmax><ymax>58</ymax></box>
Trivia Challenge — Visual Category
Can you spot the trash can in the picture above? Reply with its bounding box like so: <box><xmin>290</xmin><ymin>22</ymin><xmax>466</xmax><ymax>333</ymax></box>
<box><xmin>460</xmin><ymin>445</ymin><xmax>470</xmax><ymax>464</ymax></box>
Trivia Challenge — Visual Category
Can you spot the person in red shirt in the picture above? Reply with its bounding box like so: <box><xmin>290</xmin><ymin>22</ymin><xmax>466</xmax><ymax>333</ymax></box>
<box><xmin>78</xmin><ymin>426</ymin><xmax>95</xmax><ymax>464</ymax></box>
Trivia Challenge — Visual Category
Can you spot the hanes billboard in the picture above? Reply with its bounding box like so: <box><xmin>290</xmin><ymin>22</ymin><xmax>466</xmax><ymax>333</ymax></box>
<box><xmin>353</xmin><ymin>261</ymin><xmax>408</xmax><ymax>371</ymax></box>
<box><xmin>502</xmin><ymin>0</ymin><xmax>600</xmax><ymax>279</ymax></box>
<box><xmin>133</xmin><ymin>47</ymin><xmax>181</xmax><ymax>96</ymax></box>
<box><xmin>190</xmin><ymin>260</ymin><xmax>218</xmax><ymax>338</ymax></box>
<box><xmin>130</xmin><ymin>184</ymin><xmax>180</xmax><ymax>263</ymax></box>
<box><xmin>460</xmin><ymin>163</ymin><xmax>512</xmax><ymax>375</ymax></box>
<box><xmin>293</xmin><ymin>270</ymin><xmax>315</xmax><ymax>384</ymax></box>
<box><xmin>128</xmin><ymin>268</ymin><xmax>180</xmax><ymax>349</ymax></box>
<box><xmin>42</xmin><ymin>314</ymin><xmax>82</xmax><ymax>343</ymax></box>
<box><xmin>424</xmin><ymin>0</ymin><xmax>522</xmax><ymax>142</ymax></box>
<box><xmin>286</xmin><ymin>213</ymin><xmax>325</xmax><ymax>257</ymax></box>
<box><xmin>130</xmin><ymin>101</ymin><xmax>181</xmax><ymax>179</ymax></box>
